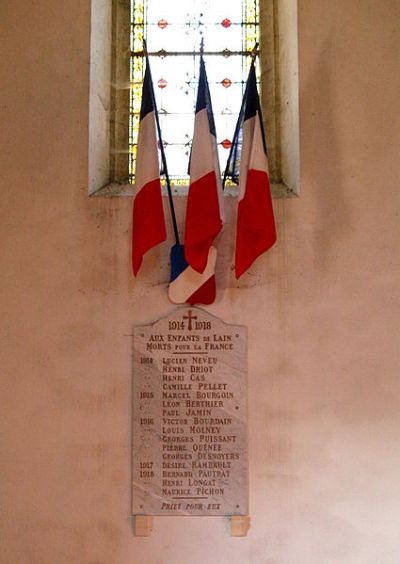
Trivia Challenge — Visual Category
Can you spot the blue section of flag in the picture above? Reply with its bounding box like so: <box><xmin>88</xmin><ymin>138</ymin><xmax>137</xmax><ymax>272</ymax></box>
<box><xmin>139</xmin><ymin>64</ymin><xmax>155</xmax><ymax>121</ymax></box>
<box><xmin>223</xmin><ymin>61</ymin><xmax>267</xmax><ymax>186</ymax></box>
<box><xmin>243</xmin><ymin>63</ymin><xmax>258</xmax><ymax>121</ymax></box>
<box><xmin>170</xmin><ymin>244</ymin><xmax>188</xmax><ymax>282</ymax></box>
<box><xmin>195</xmin><ymin>57</ymin><xmax>217</xmax><ymax>137</ymax></box>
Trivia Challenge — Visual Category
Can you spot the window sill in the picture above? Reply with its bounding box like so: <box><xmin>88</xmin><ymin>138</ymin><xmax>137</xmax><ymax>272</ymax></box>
<box><xmin>90</xmin><ymin>181</ymin><xmax>298</xmax><ymax>199</ymax></box>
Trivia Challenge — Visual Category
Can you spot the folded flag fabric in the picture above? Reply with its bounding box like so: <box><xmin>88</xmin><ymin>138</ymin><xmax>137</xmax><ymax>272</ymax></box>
<box><xmin>184</xmin><ymin>55</ymin><xmax>223</xmax><ymax>274</ymax></box>
<box><xmin>168</xmin><ymin>244</ymin><xmax>217</xmax><ymax>305</ymax></box>
<box><xmin>225</xmin><ymin>62</ymin><xmax>276</xmax><ymax>279</ymax></box>
<box><xmin>132</xmin><ymin>62</ymin><xmax>166</xmax><ymax>276</ymax></box>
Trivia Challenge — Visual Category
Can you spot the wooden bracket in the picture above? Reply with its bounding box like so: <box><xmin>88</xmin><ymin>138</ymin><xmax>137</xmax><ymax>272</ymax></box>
<box><xmin>230</xmin><ymin>515</ymin><xmax>250</xmax><ymax>537</ymax></box>
<box><xmin>134</xmin><ymin>515</ymin><xmax>153</xmax><ymax>537</ymax></box>
<box><xmin>134</xmin><ymin>515</ymin><xmax>249</xmax><ymax>536</ymax></box>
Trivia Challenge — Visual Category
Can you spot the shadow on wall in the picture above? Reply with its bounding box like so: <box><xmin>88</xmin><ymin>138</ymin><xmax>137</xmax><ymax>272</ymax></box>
<box><xmin>305</xmin><ymin>40</ymin><xmax>353</xmax><ymax>273</ymax></box>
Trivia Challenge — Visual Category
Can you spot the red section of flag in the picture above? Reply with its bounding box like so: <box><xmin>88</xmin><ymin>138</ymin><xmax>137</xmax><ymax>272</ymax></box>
<box><xmin>132</xmin><ymin>178</ymin><xmax>166</xmax><ymax>276</ymax></box>
<box><xmin>184</xmin><ymin>171</ymin><xmax>222</xmax><ymax>273</ymax></box>
<box><xmin>235</xmin><ymin>169</ymin><xmax>276</xmax><ymax>279</ymax></box>
<box><xmin>187</xmin><ymin>274</ymin><xmax>216</xmax><ymax>305</ymax></box>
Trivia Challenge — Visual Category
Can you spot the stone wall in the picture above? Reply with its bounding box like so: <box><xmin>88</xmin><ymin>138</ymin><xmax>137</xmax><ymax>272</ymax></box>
<box><xmin>1</xmin><ymin>1</ymin><xmax>400</xmax><ymax>562</ymax></box>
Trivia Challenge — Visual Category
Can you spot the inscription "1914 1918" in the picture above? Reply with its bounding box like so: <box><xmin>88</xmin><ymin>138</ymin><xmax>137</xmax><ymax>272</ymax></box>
<box><xmin>132</xmin><ymin>308</ymin><xmax>248</xmax><ymax>516</ymax></box>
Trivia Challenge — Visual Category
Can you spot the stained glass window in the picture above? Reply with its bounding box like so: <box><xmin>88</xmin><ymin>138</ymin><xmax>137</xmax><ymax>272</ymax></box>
<box><xmin>129</xmin><ymin>0</ymin><xmax>260</xmax><ymax>185</ymax></box>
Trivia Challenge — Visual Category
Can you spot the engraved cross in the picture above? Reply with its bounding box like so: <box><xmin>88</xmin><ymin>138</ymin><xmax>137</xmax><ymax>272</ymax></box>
<box><xmin>183</xmin><ymin>310</ymin><xmax>197</xmax><ymax>331</ymax></box>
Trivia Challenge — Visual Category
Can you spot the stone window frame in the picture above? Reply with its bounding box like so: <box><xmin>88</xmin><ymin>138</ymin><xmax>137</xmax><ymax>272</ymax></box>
<box><xmin>88</xmin><ymin>0</ymin><xmax>300</xmax><ymax>198</ymax></box>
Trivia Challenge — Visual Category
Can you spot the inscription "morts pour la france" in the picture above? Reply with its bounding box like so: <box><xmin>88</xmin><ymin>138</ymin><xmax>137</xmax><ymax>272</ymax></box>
<box><xmin>132</xmin><ymin>308</ymin><xmax>248</xmax><ymax>517</ymax></box>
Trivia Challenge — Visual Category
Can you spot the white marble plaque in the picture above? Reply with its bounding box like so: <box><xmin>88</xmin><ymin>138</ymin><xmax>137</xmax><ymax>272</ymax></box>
<box><xmin>132</xmin><ymin>307</ymin><xmax>248</xmax><ymax>516</ymax></box>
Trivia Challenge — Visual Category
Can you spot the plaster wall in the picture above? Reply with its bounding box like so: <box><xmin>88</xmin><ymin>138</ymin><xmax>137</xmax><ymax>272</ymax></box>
<box><xmin>1</xmin><ymin>1</ymin><xmax>400</xmax><ymax>563</ymax></box>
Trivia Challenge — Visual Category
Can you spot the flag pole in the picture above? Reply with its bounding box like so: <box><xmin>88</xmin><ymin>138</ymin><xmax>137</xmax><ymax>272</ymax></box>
<box><xmin>222</xmin><ymin>43</ymin><xmax>259</xmax><ymax>189</ymax></box>
<box><xmin>143</xmin><ymin>40</ymin><xmax>180</xmax><ymax>246</ymax></box>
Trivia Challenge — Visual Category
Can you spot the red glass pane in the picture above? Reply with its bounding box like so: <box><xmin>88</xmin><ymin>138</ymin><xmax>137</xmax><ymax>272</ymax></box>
<box><xmin>221</xmin><ymin>18</ymin><xmax>231</xmax><ymax>28</ymax></box>
<box><xmin>158</xmin><ymin>19</ymin><xmax>168</xmax><ymax>29</ymax></box>
<box><xmin>222</xmin><ymin>78</ymin><xmax>232</xmax><ymax>88</ymax></box>
<box><xmin>222</xmin><ymin>139</ymin><xmax>232</xmax><ymax>149</ymax></box>
<box><xmin>158</xmin><ymin>78</ymin><xmax>167</xmax><ymax>89</ymax></box>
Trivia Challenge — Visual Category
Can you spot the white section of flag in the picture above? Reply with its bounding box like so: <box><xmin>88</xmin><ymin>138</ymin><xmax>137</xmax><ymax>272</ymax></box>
<box><xmin>189</xmin><ymin>108</ymin><xmax>224</xmax><ymax>222</ymax></box>
<box><xmin>238</xmin><ymin>113</ymin><xmax>269</xmax><ymax>202</ymax></box>
<box><xmin>190</xmin><ymin>108</ymin><xmax>215</xmax><ymax>183</ymax></box>
<box><xmin>135</xmin><ymin>111</ymin><xmax>159</xmax><ymax>192</ymax></box>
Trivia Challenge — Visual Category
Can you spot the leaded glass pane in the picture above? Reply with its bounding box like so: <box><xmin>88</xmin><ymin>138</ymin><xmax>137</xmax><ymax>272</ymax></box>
<box><xmin>129</xmin><ymin>0</ymin><xmax>260</xmax><ymax>184</ymax></box>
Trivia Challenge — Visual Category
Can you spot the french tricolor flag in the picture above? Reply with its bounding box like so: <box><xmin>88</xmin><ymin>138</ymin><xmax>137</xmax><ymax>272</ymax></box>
<box><xmin>132</xmin><ymin>62</ymin><xmax>166</xmax><ymax>276</ymax></box>
<box><xmin>168</xmin><ymin>54</ymin><xmax>222</xmax><ymax>305</ymax></box>
<box><xmin>233</xmin><ymin>62</ymin><xmax>276</xmax><ymax>278</ymax></box>
<box><xmin>184</xmin><ymin>55</ymin><xmax>223</xmax><ymax>274</ymax></box>
<box><xmin>168</xmin><ymin>244</ymin><xmax>217</xmax><ymax>305</ymax></box>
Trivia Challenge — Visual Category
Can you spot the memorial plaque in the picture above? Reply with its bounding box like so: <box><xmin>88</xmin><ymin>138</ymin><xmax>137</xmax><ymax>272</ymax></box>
<box><xmin>132</xmin><ymin>307</ymin><xmax>248</xmax><ymax>516</ymax></box>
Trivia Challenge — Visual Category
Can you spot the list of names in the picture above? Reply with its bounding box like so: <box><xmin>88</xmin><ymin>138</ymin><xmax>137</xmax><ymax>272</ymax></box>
<box><xmin>132</xmin><ymin>308</ymin><xmax>248</xmax><ymax>516</ymax></box>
